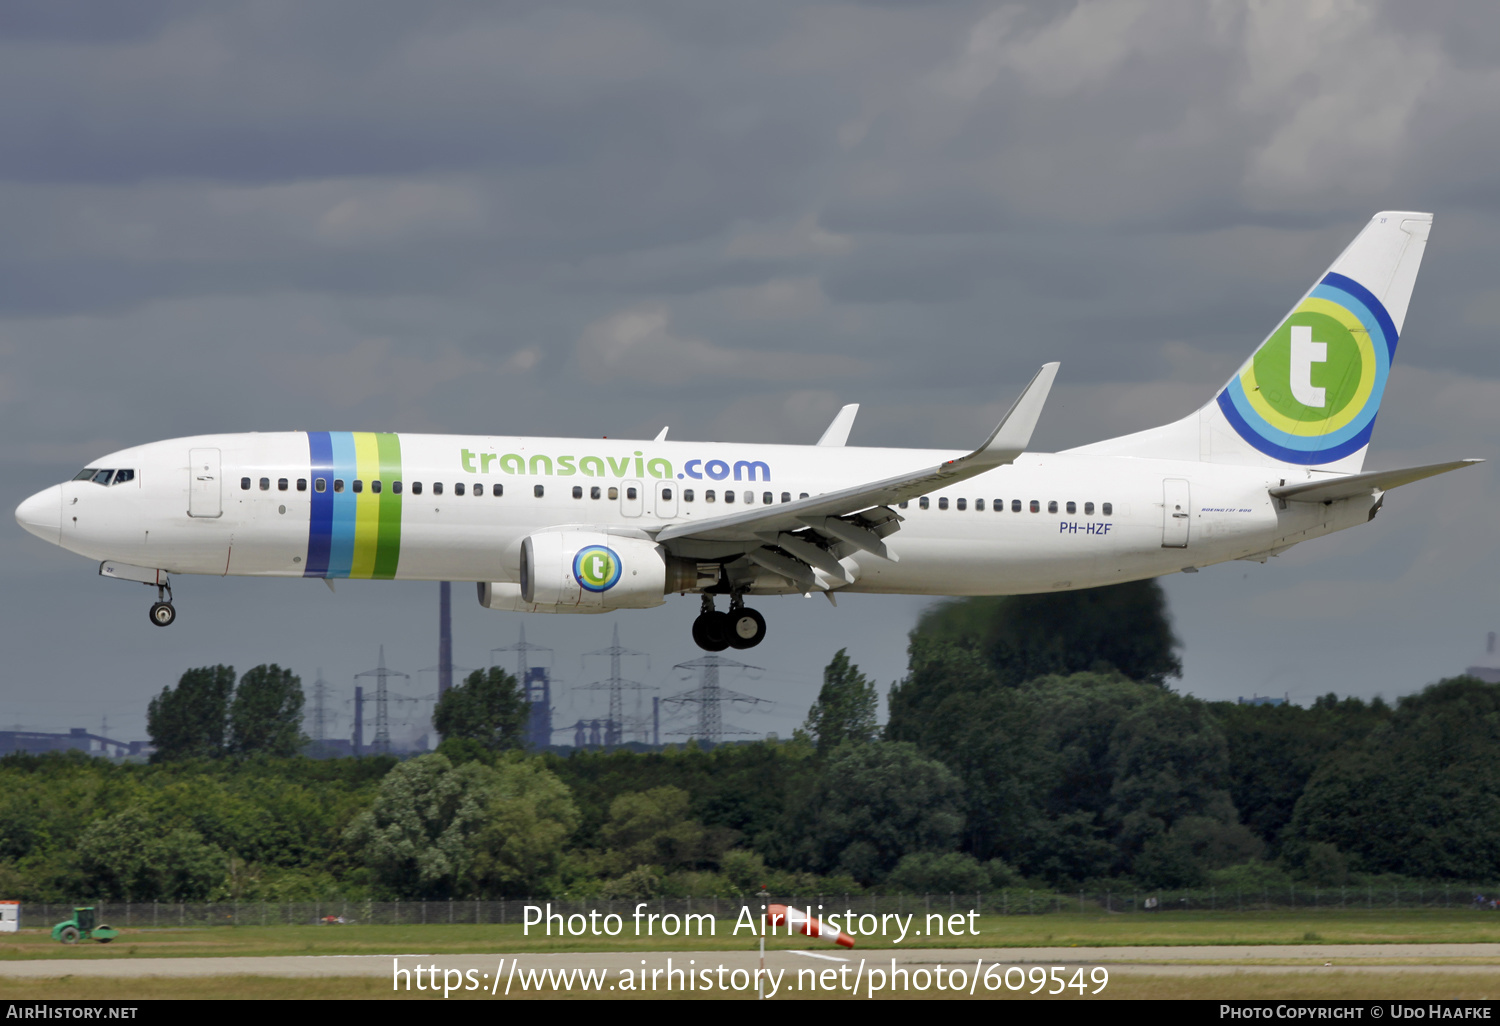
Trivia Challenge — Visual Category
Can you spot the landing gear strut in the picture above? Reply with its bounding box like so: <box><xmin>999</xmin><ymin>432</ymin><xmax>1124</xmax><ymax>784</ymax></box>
<box><xmin>148</xmin><ymin>581</ymin><xmax>175</xmax><ymax>627</ymax></box>
<box><xmin>692</xmin><ymin>594</ymin><xmax>767</xmax><ymax>651</ymax></box>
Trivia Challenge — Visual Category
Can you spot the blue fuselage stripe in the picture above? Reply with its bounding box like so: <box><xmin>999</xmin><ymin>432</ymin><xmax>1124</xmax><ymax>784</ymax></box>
<box><xmin>305</xmin><ymin>432</ymin><xmax>334</xmax><ymax>577</ymax></box>
<box><xmin>327</xmin><ymin>432</ymin><xmax>357</xmax><ymax>578</ymax></box>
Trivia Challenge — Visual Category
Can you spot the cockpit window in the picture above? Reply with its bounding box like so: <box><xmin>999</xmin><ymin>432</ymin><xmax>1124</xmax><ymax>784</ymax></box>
<box><xmin>74</xmin><ymin>468</ymin><xmax>97</xmax><ymax>481</ymax></box>
<box><xmin>112</xmin><ymin>469</ymin><xmax>134</xmax><ymax>485</ymax></box>
<box><xmin>91</xmin><ymin>469</ymin><xmax>115</xmax><ymax>486</ymax></box>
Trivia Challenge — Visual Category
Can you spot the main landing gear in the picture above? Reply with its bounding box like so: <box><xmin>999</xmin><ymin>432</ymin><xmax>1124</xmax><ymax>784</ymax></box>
<box><xmin>148</xmin><ymin>581</ymin><xmax>175</xmax><ymax>627</ymax></box>
<box><xmin>692</xmin><ymin>594</ymin><xmax>767</xmax><ymax>651</ymax></box>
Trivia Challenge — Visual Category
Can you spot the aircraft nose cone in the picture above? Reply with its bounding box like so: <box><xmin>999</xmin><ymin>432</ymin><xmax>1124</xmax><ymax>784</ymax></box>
<box><xmin>15</xmin><ymin>484</ymin><xmax>62</xmax><ymax>546</ymax></box>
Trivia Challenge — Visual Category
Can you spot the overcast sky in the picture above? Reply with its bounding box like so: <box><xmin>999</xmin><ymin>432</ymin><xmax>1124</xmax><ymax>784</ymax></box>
<box><xmin>4</xmin><ymin>1</ymin><xmax>1498</xmax><ymax>745</ymax></box>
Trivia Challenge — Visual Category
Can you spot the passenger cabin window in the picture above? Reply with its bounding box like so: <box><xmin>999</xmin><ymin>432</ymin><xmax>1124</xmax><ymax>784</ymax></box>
<box><xmin>113</xmin><ymin>469</ymin><xmax>134</xmax><ymax>485</ymax></box>
<box><xmin>334</xmin><ymin>479</ymin><xmax>345</xmax><ymax>493</ymax></box>
<box><xmin>608</xmin><ymin>486</ymin><xmax>619</xmax><ymax>500</ymax></box>
<box><xmin>938</xmin><ymin>497</ymin><xmax>949</xmax><ymax>510</ymax></box>
<box><xmin>762</xmin><ymin>492</ymin><xmax>772</xmax><ymax>505</ymax></box>
<box><xmin>494</xmin><ymin>483</ymin><xmax>503</xmax><ymax>497</ymax></box>
<box><xmin>392</xmin><ymin>481</ymin><xmax>402</xmax><ymax>494</ymax></box>
<box><xmin>1066</xmin><ymin>501</ymin><xmax>1076</xmax><ymax>514</ymax></box>
<box><xmin>1102</xmin><ymin>502</ymin><xmax>1113</xmax><ymax>516</ymax></box>
<box><xmin>975</xmin><ymin>498</ymin><xmax>984</xmax><ymax>510</ymax></box>
<box><xmin>371</xmin><ymin>480</ymin><xmax>381</xmax><ymax>494</ymax></box>
<box><xmin>315</xmin><ymin>478</ymin><xmax>326</xmax><ymax>493</ymax></box>
<box><xmin>957</xmin><ymin>498</ymin><xmax>967</xmax><ymax>510</ymax></box>
<box><xmin>455</xmin><ymin>483</ymin><xmax>465</xmax><ymax>496</ymax></box>
<box><xmin>352</xmin><ymin>480</ymin><xmax>362</xmax><ymax>493</ymax></box>
<box><xmin>781</xmin><ymin>492</ymin><xmax>791</xmax><ymax>503</ymax></box>
<box><xmin>1011</xmin><ymin>499</ymin><xmax>1021</xmax><ymax>512</ymax></box>
<box><xmin>994</xmin><ymin>498</ymin><xmax>1003</xmax><ymax>511</ymax></box>
<box><xmin>1047</xmin><ymin>500</ymin><xmax>1058</xmax><ymax>513</ymax></box>
<box><xmin>591</xmin><ymin>486</ymin><xmax>602</xmax><ymax>499</ymax></box>
<box><xmin>744</xmin><ymin>491</ymin><xmax>753</xmax><ymax>504</ymax></box>
<box><xmin>899</xmin><ymin>500</ymin><xmax>908</xmax><ymax>509</ymax></box>
<box><xmin>683</xmin><ymin>489</ymin><xmax>693</xmax><ymax>502</ymax></box>
<box><xmin>572</xmin><ymin>486</ymin><xmax>583</xmax><ymax>499</ymax></box>
<box><xmin>411</xmin><ymin>482</ymin><xmax>422</xmax><ymax>495</ymax></box>
<box><xmin>724</xmin><ymin>490</ymin><xmax>735</xmax><ymax>504</ymax></box>
<box><xmin>1030</xmin><ymin>500</ymin><xmax>1040</xmax><ymax>513</ymax></box>
<box><xmin>260</xmin><ymin>478</ymin><xmax>270</xmax><ymax>491</ymax></box>
<box><xmin>475</xmin><ymin>483</ymin><xmax>485</xmax><ymax>496</ymax></box>
<box><xmin>919</xmin><ymin>497</ymin><xmax>929</xmax><ymax>509</ymax></box>
<box><xmin>241</xmin><ymin>477</ymin><xmax>252</xmax><ymax>490</ymax></box>
<box><xmin>278</xmin><ymin>478</ymin><xmax>288</xmax><ymax>491</ymax></box>
<box><xmin>433</xmin><ymin>482</ymin><xmax>443</xmax><ymax>495</ymax></box>
<box><xmin>704</xmin><ymin>490</ymin><xmax>714</xmax><ymax>502</ymax></box>
<box><xmin>533</xmin><ymin>484</ymin><xmax>544</xmax><ymax>498</ymax></box>
<box><xmin>663</xmin><ymin>487</ymin><xmax>673</xmax><ymax>501</ymax></box>
<box><xmin>1084</xmin><ymin>501</ymin><xmax>1094</xmax><ymax>515</ymax></box>
<box><xmin>799</xmin><ymin>493</ymin><xmax>809</xmax><ymax>499</ymax></box>
<box><xmin>624</xmin><ymin>486</ymin><xmax>635</xmax><ymax>500</ymax></box>
<box><xmin>296</xmin><ymin>478</ymin><xmax>307</xmax><ymax>492</ymax></box>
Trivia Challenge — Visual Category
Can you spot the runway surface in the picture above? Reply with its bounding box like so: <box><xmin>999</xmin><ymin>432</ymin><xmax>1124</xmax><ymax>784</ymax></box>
<box><xmin>2</xmin><ymin>945</ymin><xmax>1498</xmax><ymax>979</ymax></box>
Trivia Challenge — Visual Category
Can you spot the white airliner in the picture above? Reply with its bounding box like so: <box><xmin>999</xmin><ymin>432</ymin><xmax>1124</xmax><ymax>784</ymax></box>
<box><xmin>14</xmin><ymin>211</ymin><xmax>1479</xmax><ymax>651</ymax></box>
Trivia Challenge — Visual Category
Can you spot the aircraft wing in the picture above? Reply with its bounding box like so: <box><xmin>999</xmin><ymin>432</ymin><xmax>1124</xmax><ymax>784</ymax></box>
<box><xmin>1269</xmin><ymin>459</ymin><xmax>1483</xmax><ymax>504</ymax></box>
<box><xmin>654</xmin><ymin>364</ymin><xmax>1058</xmax><ymax>582</ymax></box>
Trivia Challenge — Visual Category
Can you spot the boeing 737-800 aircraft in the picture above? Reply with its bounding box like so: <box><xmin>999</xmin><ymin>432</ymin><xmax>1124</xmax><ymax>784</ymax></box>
<box><xmin>14</xmin><ymin>211</ymin><xmax>1479</xmax><ymax>651</ymax></box>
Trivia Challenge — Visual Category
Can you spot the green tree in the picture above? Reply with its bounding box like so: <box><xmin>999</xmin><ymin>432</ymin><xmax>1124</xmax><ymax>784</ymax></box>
<box><xmin>913</xmin><ymin>579</ymin><xmax>1182</xmax><ymax>687</ymax></box>
<box><xmin>793</xmin><ymin>742</ymin><xmax>964</xmax><ymax>884</ymax></box>
<box><xmin>146</xmin><ymin>665</ymin><xmax>235</xmax><ymax>761</ymax></box>
<box><xmin>229</xmin><ymin>664</ymin><xmax>305</xmax><ymax>757</ymax></box>
<box><xmin>1287</xmin><ymin>676</ymin><xmax>1500</xmax><ymax>878</ymax></box>
<box><xmin>76</xmin><ymin>805</ymin><xmax>226</xmax><ymax>900</ymax></box>
<box><xmin>433</xmin><ymin>667</ymin><xmax>529</xmax><ymax>752</ymax></box>
<box><xmin>599</xmin><ymin>785</ymin><xmax>714</xmax><ymax>875</ymax></box>
<box><xmin>1213</xmin><ymin>693</ymin><xmax>1389</xmax><ymax>852</ymax></box>
<box><xmin>888</xmin><ymin>640</ymin><xmax>1049</xmax><ymax>861</ymax></box>
<box><xmin>467</xmin><ymin>757</ymin><xmax>580</xmax><ymax>896</ymax></box>
<box><xmin>344</xmin><ymin>754</ymin><xmax>496</xmax><ymax>898</ymax></box>
<box><xmin>803</xmin><ymin>649</ymin><xmax>878</xmax><ymax>754</ymax></box>
<box><xmin>886</xmin><ymin>851</ymin><xmax>990</xmax><ymax>894</ymax></box>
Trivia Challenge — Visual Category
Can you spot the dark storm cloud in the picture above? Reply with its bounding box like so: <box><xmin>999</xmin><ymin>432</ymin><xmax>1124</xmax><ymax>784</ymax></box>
<box><xmin>2</xmin><ymin>1</ymin><xmax>1498</xmax><ymax>740</ymax></box>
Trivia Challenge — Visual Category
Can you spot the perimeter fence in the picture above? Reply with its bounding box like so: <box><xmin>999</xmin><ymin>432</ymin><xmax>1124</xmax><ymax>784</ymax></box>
<box><xmin>15</xmin><ymin>884</ymin><xmax>1500</xmax><ymax>930</ymax></box>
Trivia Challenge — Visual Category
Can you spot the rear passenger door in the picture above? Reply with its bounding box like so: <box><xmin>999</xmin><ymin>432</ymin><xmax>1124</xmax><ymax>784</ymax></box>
<box><xmin>1161</xmin><ymin>478</ymin><xmax>1190</xmax><ymax>548</ymax></box>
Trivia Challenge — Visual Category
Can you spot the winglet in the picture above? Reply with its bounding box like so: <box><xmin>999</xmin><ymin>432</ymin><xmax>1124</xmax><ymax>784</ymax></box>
<box><xmin>946</xmin><ymin>362</ymin><xmax>1059</xmax><ymax>473</ymax></box>
<box><xmin>654</xmin><ymin>426</ymin><xmax>669</xmax><ymax>442</ymax></box>
<box><xmin>816</xmin><ymin>404</ymin><xmax>860</xmax><ymax>446</ymax></box>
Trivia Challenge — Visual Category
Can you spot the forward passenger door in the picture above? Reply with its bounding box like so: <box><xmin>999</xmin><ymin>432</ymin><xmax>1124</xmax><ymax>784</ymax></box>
<box><xmin>188</xmin><ymin>448</ymin><xmax>222</xmax><ymax>518</ymax></box>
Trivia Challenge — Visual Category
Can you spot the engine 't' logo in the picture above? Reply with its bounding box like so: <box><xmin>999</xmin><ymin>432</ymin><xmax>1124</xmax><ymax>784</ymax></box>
<box><xmin>573</xmin><ymin>545</ymin><xmax>622</xmax><ymax>592</ymax></box>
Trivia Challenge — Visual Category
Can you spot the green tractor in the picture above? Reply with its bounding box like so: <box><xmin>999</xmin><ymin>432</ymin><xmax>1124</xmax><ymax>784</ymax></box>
<box><xmin>51</xmin><ymin>907</ymin><xmax>119</xmax><ymax>944</ymax></box>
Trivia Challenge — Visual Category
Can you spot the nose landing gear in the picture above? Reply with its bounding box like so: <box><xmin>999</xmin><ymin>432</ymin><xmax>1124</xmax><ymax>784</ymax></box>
<box><xmin>148</xmin><ymin>581</ymin><xmax>175</xmax><ymax>627</ymax></box>
<box><xmin>692</xmin><ymin>594</ymin><xmax>766</xmax><ymax>651</ymax></box>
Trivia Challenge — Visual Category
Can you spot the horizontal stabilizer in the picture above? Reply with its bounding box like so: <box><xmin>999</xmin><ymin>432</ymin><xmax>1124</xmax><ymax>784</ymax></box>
<box><xmin>1270</xmin><ymin>459</ymin><xmax>1482</xmax><ymax>504</ymax></box>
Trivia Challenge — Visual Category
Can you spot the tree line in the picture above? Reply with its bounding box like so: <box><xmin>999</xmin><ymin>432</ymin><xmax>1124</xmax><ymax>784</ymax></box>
<box><xmin>1</xmin><ymin>579</ymin><xmax>1496</xmax><ymax>902</ymax></box>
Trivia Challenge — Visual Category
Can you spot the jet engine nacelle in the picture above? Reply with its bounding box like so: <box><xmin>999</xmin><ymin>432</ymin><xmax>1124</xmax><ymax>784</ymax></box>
<box><xmin>476</xmin><ymin>530</ymin><xmax>694</xmax><ymax>613</ymax></box>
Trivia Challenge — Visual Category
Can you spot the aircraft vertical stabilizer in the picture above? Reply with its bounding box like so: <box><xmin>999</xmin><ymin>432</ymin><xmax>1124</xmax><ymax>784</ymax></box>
<box><xmin>1073</xmin><ymin>212</ymin><xmax>1432</xmax><ymax>473</ymax></box>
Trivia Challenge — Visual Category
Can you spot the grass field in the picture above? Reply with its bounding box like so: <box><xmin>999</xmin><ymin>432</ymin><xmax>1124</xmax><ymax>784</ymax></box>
<box><xmin>3</xmin><ymin>909</ymin><xmax>1500</xmax><ymax>960</ymax></box>
<box><xmin>0</xmin><ymin>971</ymin><xmax>1497</xmax><ymax>1001</ymax></box>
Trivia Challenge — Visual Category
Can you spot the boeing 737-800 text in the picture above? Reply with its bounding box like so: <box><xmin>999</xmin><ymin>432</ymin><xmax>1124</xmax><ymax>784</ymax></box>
<box><xmin>14</xmin><ymin>212</ymin><xmax>1479</xmax><ymax>651</ymax></box>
